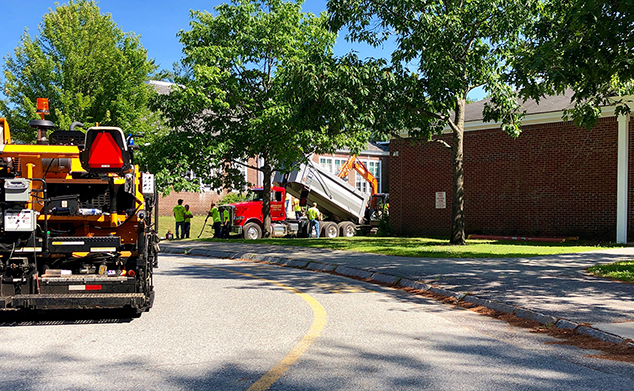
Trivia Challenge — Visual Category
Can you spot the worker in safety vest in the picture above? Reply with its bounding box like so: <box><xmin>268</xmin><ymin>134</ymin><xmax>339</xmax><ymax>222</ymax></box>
<box><xmin>306</xmin><ymin>202</ymin><xmax>321</xmax><ymax>238</ymax></box>
<box><xmin>222</xmin><ymin>208</ymin><xmax>230</xmax><ymax>238</ymax></box>
<box><xmin>182</xmin><ymin>205</ymin><xmax>194</xmax><ymax>238</ymax></box>
<box><xmin>285</xmin><ymin>193</ymin><xmax>291</xmax><ymax>214</ymax></box>
<box><xmin>293</xmin><ymin>198</ymin><xmax>302</xmax><ymax>220</ymax></box>
<box><xmin>208</xmin><ymin>202</ymin><xmax>222</xmax><ymax>238</ymax></box>
<box><xmin>173</xmin><ymin>199</ymin><xmax>186</xmax><ymax>239</ymax></box>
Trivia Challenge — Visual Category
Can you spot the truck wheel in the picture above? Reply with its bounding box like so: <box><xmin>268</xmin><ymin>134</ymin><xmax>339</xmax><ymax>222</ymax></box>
<box><xmin>322</xmin><ymin>222</ymin><xmax>339</xmax><ymax>238</ymax></box>
<box><xmin>243</xmin><ymin>222</ymin><xmax>262</xmax><ymax>240</ymax></box>
<box><xmin>338</xmin><ymin>221</ymin><xmax>356</xmax><ymax>237</ymax></box>
<box><xmin>298</xmin><ymin>221</ymin><xmax>309</xmax><ymax>238</ymax></box>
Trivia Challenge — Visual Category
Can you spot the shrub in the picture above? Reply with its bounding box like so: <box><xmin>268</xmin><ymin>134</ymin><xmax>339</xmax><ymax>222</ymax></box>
<box><xmin>219</xmin><ymin>192</ymin><xmax>247</xmax><ymax>205</ymax></box>
<box><xmin>376</xmin><ymin>214</ymin><xmax>393</xmax><ymax>236</ymax></box>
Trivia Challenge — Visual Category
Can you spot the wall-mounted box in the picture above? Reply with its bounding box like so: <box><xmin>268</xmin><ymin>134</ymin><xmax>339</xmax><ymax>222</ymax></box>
<box><xmin>4</xmin><ymin>179</ymin><xmax>31</xmax><ymax>202</ymax></box>
<box><xmin>4</xmin><ymin>209</ymin><xmax>38</xmax><ymax>232</ymax></box>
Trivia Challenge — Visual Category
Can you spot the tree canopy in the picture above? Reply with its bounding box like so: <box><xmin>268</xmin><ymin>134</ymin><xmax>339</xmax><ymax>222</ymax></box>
<box><xmin>151</xmin><ymin>0</ymin><xmax>372</xmax><ymax>237</ymax></box>
<box><xmin>510</xmin><ymin>0</ymin><xmax>634</xmax><ymax>127</ymax></box>
<box><xmin>312</xmin><ymin>0</ymin><xmax>539</xmax><ymax>244</ymax></box>
<box><xmin>0</xmin><ymin>0</ymin><xmax>157</xmax><ymax>141</ymax></box>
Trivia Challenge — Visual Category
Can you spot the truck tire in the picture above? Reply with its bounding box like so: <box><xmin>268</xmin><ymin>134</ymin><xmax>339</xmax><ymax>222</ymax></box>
<box><xmin>321</xmin><ymin>222</ymin><xmax>339</xmax><ymax>238</ymax></box>
<box><xmin>298</xmin><ymin>221</ymin><xmax>309</xmax><ymax>238</ymax></box>
<box><xmin>243</xmin><ymin>222</ymin><xmax>262</xmax><ymax>240</ymax></box>
<box><xmin>338</xmin><ymin>221</ymin><xmax>356</xmax><ymax>237</ymax></box>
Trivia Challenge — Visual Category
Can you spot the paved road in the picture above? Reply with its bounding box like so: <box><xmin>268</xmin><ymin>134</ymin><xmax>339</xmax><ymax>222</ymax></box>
<box><xmin>2</xmin><ymin>254</ymin><xmax>634</xmax><ymax>390</ymax></box>
<box><xmin>161</xmin><ymin>242</ymin><xmax>634</xmax><ymax>326</ymax></box>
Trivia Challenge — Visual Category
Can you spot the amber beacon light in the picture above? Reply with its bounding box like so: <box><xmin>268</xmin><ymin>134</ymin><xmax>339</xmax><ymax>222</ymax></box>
<box><xmin>36</xmin><ymin>98</ymin><xmax>50</xmax><ymax>120</ymax></box>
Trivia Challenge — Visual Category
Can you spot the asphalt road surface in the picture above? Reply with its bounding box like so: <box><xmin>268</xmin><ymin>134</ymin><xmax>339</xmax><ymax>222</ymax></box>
<box><xmin>1</xmin><ymin>254</ymin><xmax>633</xmax><ymax>390</ymax></box>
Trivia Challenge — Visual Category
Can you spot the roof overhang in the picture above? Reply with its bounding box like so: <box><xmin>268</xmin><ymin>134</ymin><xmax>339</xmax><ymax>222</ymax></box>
<box><xmin>464</xmin><ymin>96</ymin><xmax>634</xmax><ymax>133</ymax></box>
<box><xmin>396</xmin><ymin>95</ymin><xmax>634</xmax><ymax>137</ymax></box>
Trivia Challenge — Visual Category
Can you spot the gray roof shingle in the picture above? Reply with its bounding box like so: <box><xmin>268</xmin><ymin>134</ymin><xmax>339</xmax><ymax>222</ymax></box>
<box><xmin>465</xmin><ymin>90</ymin><xmax>576</xmax><ymax>123</ymax></box>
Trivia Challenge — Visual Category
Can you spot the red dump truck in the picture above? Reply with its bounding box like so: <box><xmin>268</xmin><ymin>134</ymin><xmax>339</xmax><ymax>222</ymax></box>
<box><xmin>221</xmin><ymin>160</ymin><xmax>388</xmax><ymax>239</ymax></box>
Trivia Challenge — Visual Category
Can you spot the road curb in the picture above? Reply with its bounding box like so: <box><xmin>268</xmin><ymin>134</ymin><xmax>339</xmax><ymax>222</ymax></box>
<box><xmin>160</xmin><ymin>245</ymin><xmax>631</xmax><ymax>346</ymax></box>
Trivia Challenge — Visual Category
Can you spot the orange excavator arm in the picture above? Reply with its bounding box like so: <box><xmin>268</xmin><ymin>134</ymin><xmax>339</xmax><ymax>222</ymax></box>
<box><xmin>337</xmin><ymin>155</ymin><xmax>379</xmax><ymax>195</ymax></box>
<box><xmin>337</xmin><ymin>156</ymin><xmax>355</xmax><ymax>180</ymax></box>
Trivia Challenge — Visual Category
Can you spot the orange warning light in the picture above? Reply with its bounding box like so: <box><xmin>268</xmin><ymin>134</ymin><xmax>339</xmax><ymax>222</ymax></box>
<box><xmin>36</xmin><ymin>98</ymin><xmax>50</xmax><ymax>114</ymax></box>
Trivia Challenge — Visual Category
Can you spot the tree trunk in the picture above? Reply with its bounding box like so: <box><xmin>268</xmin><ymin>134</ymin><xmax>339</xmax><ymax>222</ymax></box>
<box><xmin>451</xmin><ymin>98</ymin><xmax>466</xmax><ymax>245</ymax></box>
<box><xmin>262</xmin><ymin>163</ymin><xmax>272</xmax><ymax>238</ymax></box>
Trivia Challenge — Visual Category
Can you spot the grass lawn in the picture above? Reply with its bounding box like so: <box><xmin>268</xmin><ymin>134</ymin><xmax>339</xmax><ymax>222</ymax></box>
<box><xmin>588</xmin><ymin>261</ymin><xmax>634</xmax><ymax>283</ymax></box>
<box><xmin>158</xmin><ymin>214</ymin><xmax>217</xmax><ymax>240</ymax></box>
<box><xmin>158</xmin><ymin>215</ymin><xmax>618</xmax><ymax>258</ymax></box>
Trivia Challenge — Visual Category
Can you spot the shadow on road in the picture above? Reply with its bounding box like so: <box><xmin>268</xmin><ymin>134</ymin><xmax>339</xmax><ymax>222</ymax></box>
<box><xmin>0</xmin><ymin>308</ymin><xmax>136</xmax><ymax>326</ymax></box>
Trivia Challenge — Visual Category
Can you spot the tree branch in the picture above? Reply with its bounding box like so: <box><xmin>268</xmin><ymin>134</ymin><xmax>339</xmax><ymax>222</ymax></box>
<box><xmin>431</xmin><ymin>138</ymin><xmax>451</xmax><ymax>150</ymax></box>
<box><xmin>230</xmin><ymin>159</ymin><xmax>260</xmax><ymax>171</ymax></box>
<box><xmin>404</xmin><ymin>104</ymin><xmax>461</xmax><ymax>133</ymax></box>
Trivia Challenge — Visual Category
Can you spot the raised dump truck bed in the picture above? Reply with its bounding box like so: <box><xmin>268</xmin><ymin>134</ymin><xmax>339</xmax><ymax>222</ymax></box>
<box><xmin>275</xmin><ymin>160</ymin><xmax>369</xmax><ymax>223</ymax></box>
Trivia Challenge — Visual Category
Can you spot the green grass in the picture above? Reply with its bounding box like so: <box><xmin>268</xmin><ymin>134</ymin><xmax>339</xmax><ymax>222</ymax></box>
<box><xmin>158</xmin><ymin>214</ymin><xmax>217</xmax><ymax>239</ymax></box>
<box><xmin>588</xmin><ymin>261</ymin><xmax>634</xmax><ymax>283</ymax></box>
<box><xmin>158</xmin><ymin>215</ymin><xmax>617</xmax><ymax>258</ymax></box>
<box><xmin>225</xmin><ymin>237</ymin><xmax>614</xmax><ymax>258</ymax></box>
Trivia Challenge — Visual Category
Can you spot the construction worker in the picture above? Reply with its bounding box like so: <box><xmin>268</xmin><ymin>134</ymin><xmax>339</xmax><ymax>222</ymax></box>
<box><xmin>208</xmin><ymin>202</ymin><xmax>222</xmax><ymax>238</ymax></box>
<box><xmin>183</xmin><ymin>204</ymin><xmax>194</xmax><ymax>238</ymax></box>
<box><xmin>307</xmin><ymin>202</ymin><xmax>321</xmax><ymax>238</ymax></box>
<box><xmin>173</xmin><ymin>199</ymin><xmax>186</xmax><ymax>239</ymax></box>
<box><xmin>222</xmin><ymin>208</ymin><xmax>230</xmax><ymax>238</ymax></box>
<box><xmin>293</xmin><ymin>198</ymin><xmax>302</xmax><ymax>220</ymax></box>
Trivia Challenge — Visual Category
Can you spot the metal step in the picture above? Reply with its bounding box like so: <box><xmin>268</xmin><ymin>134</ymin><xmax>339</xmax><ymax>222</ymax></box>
<box><xmin>40</xmin><ymin>275</ymin><xmax>129</xmax><ymax>283</ymax></box>
<box><xmin>3</xmin><ymin>293</ymin><xmax>147</xmax><ymax>310</ymax></box>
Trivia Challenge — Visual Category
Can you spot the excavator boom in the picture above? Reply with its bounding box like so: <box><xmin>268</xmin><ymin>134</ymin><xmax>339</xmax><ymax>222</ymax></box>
<box><xmin>337</xmin><ymin>155</ymin><xmax>379</xmax><ymax>195</ymax></box>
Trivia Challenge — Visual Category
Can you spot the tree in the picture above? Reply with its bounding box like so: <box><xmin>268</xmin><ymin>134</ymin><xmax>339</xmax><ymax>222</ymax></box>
<box><xmin>153</xmin><ymin>0</ymin><xmax>371</xmax><ymax>237</ymax></box>
<box><xmin>0</xmin><ymin>0</ymin><xmax>157</xmax><ymax>142</ymax></box>
<box><xmin>509</xmin><ymin>0</ymin><xmax>634</xmax><ymax>127</ymax></box>
<box><xmin>323</xmin><ymin>0</ymin><xmax>539</xmax><ymax>244</ymax></box>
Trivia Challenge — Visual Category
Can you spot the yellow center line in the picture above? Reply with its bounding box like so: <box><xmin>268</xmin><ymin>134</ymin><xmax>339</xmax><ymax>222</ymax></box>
<box><xmin>171</xmin><ymin>259</ymin><xmax>327</xmax><ymax>391</ymax></box>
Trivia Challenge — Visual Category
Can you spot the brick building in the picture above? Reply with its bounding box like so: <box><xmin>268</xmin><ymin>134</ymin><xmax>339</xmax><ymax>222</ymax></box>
<box><xmin>389</xmin><ymin>93</ymin><xmax>634</xmax><ymax>242</ymax></box>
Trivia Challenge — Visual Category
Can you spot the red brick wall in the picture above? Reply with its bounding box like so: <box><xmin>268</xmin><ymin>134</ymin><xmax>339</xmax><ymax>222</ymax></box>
<box><xmin>390</xmin><ymin>117</ymin><xmax>631</xmax><ymax>240</ymax></box>
<box><xmin>159</xmin><ymin>191</ymin><xmax>224</xmax><ymax>216</ymax></box>
<box><xmin>158</xmin><ymin>157</ymin><xmax>260</xmax><ymax>216</ymax></box>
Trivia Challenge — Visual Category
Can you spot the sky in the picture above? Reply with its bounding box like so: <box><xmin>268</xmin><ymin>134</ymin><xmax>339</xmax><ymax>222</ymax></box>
<box><xmin>0</xmin><ymin>0</ymin><xmax>485</xmax><ymax>100</ymax></box>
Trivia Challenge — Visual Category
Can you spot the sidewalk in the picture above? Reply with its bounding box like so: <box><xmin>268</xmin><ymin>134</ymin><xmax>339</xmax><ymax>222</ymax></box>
<box><xmin>160</xmin><ymin>240</ymin><xmax>634</xmax><ymax>346</ymax></box>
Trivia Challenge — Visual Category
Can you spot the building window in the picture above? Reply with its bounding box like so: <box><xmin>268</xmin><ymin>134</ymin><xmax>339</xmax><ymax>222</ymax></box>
<box><xmin>319</xmin><ymin>157</ymin><xmax>347</xmax><ymax>176</ymax></box>
<box><xmin>355</xmin><ymin>174</ymin><xmax>369</xmax><ymax>193</ymax></box>
<box><xmin>197</xmin><ymin>161</ymin><xmax>248</xmax><ymax>192</ymax></box>
<box><xmin>355</xmin><ymin>159</ymin><xmax>381</xmax><ymax>194</ymax></box>
<box><xmin>235</xmin><ymin>159</ymin><xmax>248</xmax><ymax>189</ymax></box>
<box><xmin>319</xmin><ymin>157</ymin><xmax>333</xmax><ymax>174</ymax></box>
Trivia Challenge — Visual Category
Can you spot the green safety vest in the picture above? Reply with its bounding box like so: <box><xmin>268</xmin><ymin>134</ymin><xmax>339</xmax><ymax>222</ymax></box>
<box><xmin>307</xmin><ymin>207</ymin><xmax>319</xmax><ymax>221</ymax></box>
<box><xmin>210</xmin><ymin>207</ymin><xmax>221</xmax><ymax>223</ymax></box>
<box><xmin>173</xmin><ymin>205</ymin><xmax>186</xmax><ymax>222</ymax></box>
<box><xmin>184</xmin><ymin>210</ymin><xmax>193</xmax><ymax>223</ymax></box>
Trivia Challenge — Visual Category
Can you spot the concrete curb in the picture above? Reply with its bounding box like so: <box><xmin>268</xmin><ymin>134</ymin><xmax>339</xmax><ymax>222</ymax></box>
<box><xmin>306</xmin><ymin>262</ymin><xmax>337</xmax><ymax>272</ymax></box>
<box><xmin>160</xmin><ymin>245</ymin><xmax>631</xmax><ymax>346</ymax></box>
